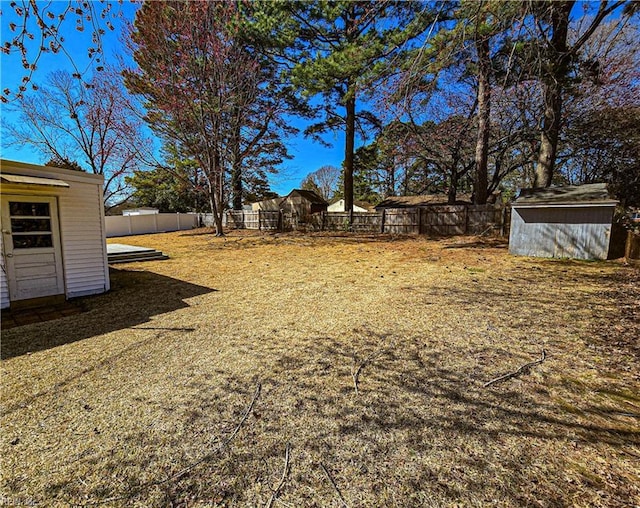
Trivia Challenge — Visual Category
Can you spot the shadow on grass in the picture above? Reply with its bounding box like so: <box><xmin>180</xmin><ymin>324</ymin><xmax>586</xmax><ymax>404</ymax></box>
<box><xmin>179</xmin><ymin>227</ymin><xmax>217</xmax><ymax>237</ymax></box>
<box><xmin>251</xmin><ymin>331</ymin><xmax>639</xmax><ymax>506</ymax></box>
<box><xmin>293</xmin><ymin>335</ymin><xmax>640</xmax><ymax>450</ymax></box>
<box><xmin>442</xmin><ymin>237</ymin><xmax>509</xmax><ymax>249</ymax></box>
<box><xmin>1</xmin><ymin>268</ymin><xmax>216</xmax><ymax>360</ymax></box>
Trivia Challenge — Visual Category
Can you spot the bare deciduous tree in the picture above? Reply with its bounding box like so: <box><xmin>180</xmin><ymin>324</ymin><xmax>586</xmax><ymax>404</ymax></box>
<box><xmin>301</xmin><ymin>165</ymin><xmax>340</xmax><ymax>201</ymax></box>
<box><xmin>1</xmin><ymin>1</ymin><xmax>124</xmax><ymax>101</ymax></box>
<box><xmin>5</xmin><ymin>69</ymin><xmax>150</xmax><ymax>210</ymax></box>
<box><xmin>530</xmin><ymin>0</ymin><xmax>633</xmax><ymax>188</ymax></box>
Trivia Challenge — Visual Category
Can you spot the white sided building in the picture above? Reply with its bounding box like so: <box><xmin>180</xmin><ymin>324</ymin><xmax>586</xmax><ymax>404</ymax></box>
<box><xmin>327</xmin><ymin>198</ymin><xmax>374</xmax><ymax>213</ymax></box>
<box><xmin>1</xmin><ymin>160</ymin><xmax>110</xmax><ymax>309</ymax></box>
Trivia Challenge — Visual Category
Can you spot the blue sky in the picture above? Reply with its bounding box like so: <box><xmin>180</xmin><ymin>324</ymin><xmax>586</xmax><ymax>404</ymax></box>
<box><xmin>0</xmin><ymin>1</ymin><xmax>350</xmax><ymax>196</ymax></box>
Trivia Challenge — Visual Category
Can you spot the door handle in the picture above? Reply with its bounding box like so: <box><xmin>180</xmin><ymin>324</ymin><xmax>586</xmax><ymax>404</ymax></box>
<box><xmin>5</xmin><ymin>253</ymin><xmax>13</xmax><ymax>258</ymax></box>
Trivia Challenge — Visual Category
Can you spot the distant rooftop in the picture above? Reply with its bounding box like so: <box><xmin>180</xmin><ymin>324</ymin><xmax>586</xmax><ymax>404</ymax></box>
<box><xmin>329</xmin><ymin>197</ymin><xmax>375</xmax><ymax>210</ymax></box>
<box><xmin>287</xmin><ymin>189</ymin><xmax>328</xmax><ymax>204</ymax></box>
<box><xmin>376</xmin><ymin>194</ymin><xmax>472</xmax><ymax>209</ymax></box>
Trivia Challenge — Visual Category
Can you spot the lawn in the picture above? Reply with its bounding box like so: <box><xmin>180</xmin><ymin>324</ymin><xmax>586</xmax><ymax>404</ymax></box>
<box><xmin>2</xmin><ymin>229</ymin><xmax>639</xmax><ymax>507</ymax></box>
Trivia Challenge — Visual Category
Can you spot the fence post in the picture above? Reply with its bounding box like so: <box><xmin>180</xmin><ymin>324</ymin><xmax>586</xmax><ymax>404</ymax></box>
<box><xmin>349</xmin><ymin>209</ymin><xmax>354</xmax><ymax>231</ymax></box>
<box><xmin>258</xmin><ymin>210</ymin><xmax>263</xmax><ymax>231</ymax></box>
<box><xmin>500</xmin><ymin>206</ymin><xmax>507</xmax><ymax>237</ymax></box>
<box><xmin>417</xmin><ymin>207</ymin><xmax>423</xmax><ymax>235</ymax></box>
<box><xmin>380</xmin><ymin>209</ymin><xmax>386</xmax><ymax>233</ymax></box>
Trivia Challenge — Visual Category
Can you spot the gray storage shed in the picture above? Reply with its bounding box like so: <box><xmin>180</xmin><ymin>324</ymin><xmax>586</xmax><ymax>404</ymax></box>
<box><xmin>509</xmin><ymin>183</ymin><xmax>618</xmax><ymax>260</ymax></box>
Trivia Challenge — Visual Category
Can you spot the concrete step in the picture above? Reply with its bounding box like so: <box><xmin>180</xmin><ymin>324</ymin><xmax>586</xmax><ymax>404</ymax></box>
<box><xmin>108</xmin><ymin>255</ymin><xmax>169</xmax><ymax>264</ymax></box>
<box><xmin>108</xmin><ymin>250</ymin><xmax>159</xmax><ymax>260</ymax></box>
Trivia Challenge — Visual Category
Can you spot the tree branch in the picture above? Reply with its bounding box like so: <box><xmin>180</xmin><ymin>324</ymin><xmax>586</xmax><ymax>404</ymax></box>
<box><xmin>83</xmin><ymin>383</ymin><xmax>262</xmax><ymax>506</ymax></box>
<box><xmin>571</xmin><ymin>1</ymin><xmax>626</xmax><ymax>53</ymax></box>
<box><xmin>484</xmin><ymin>350</ymin><xmax>547</xmax><ymax>388</ymax></box>
<box><xmin>264</xmin><ymin>443</ymin><xmax>291</xmax><ymax>508</ymax></box>
<box><xmin>320</xmin><ymin>463</ymin><xmax>349</xmax><ymax>508</ymax></box>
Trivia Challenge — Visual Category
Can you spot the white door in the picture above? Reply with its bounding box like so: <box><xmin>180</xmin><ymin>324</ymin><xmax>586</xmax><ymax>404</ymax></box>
<box><xmin>1</xmin><ymin>196</ymin><xmax>65</xmax><ymax>301</ymax></box>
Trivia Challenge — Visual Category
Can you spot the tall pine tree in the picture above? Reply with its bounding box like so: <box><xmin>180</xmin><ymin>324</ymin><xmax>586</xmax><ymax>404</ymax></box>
<box><xmin>283</xmin><ymin>1</ymin><xmax>425</xmax><ymax>213</ymax></box>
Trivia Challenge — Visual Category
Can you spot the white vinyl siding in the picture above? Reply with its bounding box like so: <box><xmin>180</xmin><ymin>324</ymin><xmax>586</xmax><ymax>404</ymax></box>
<box><xmin>0</xmin><ymin>160</ymin><xmax>109</xmax><ymax>304</ymax></box>
<box><xmin>58</xmin><ymin>177</ymin><xmax>109</xmax><ymax>297</ymax></box>
<box><xmin>0</xmin><ymin>233</ymin><xmax>9</xmax><ymax>308</ymax></box>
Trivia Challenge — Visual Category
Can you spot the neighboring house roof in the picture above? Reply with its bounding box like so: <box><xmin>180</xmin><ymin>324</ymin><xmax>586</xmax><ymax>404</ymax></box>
<box><xmin>514</xmin><ymin>183</ymin><xmax>617</xmax><ymax>207</ymax></box>
<box><xmin>252</xmin><ymin>197</ymin><xmax>285</xmax><ymax>206</ymax></box>
<box><xmin>328</xmin><ymin>198</ymin><xmax>375</xmax><ymax>211</ymax></box>
<box><xmin>355</xmin><ymin>201</ymin><xmax>376</xmax><ymax>211</ymax></box>
<box><xmin>375</xmin><ymin>194</ymin><xmax>472</xmax><ymax>209</ymax></box>
<box><xmin>287</xmin><ymin>189</ymin><xmax>328</xmax><ymax>204</ymax></box>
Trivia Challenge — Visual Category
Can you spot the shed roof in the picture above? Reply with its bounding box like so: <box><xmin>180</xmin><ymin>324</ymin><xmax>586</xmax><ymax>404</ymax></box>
<box><xmin>514</xmin><ymin>183</ymin><xmax>618</xmax><ymax>207</ymax></box>
<box><xmin>376</xmin><ymin>194</ymin><xmax>472</xmax><ymax>209</ymax></box>
<box><xmin>287</xmin><ymin>189</ymin><xmax>328</xmax><ymax>204</ymax></box>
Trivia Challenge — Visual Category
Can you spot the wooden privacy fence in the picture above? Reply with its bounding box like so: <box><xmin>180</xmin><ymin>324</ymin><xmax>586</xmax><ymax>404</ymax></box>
<box><xmin>422</xmin><ymin>205</ymin><xmax>508</xmax><ymax>236</ymax></box>
<box><xmin>382</xmin><ymin>205</ymin><xmax>508</xmax><ymax>235</ymax></box>
<box><xmin>311</xmin><ymin>211</ymin><xmax>382</xmax><ymax>232</ymax></box>
<box><xmin>219</xmin><ymin>204</ymin><xmax>508</xmax><ymax>236</ymax></box>
<box><xmin>216</xmin><ymin>210</ymin><xmax>283</xmax><ymax>231</ymax></box>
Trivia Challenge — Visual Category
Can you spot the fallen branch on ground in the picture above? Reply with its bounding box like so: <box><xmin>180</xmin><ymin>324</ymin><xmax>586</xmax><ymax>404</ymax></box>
<box><xmin>484</xmin><ymin>350</ymin><xmax>546</xmax><ymax>388</ymax></box>
<box><xmin>351</xmin><ymin>342</ymin><xmax>394</xmax><ymax>396</ymax></box>
<box><xmin>265</xmin><ymin>443</ymin><xmax>291</xmax><ymax>508</ymax></box>
<box><xmin>320</xmin><ymin>462</ymin><xmax>349</xmax><ymax>508</ymax></box>
<box><xmin>84</xmin><ymin>383</ymin><xmax>262</xmax><ymax>506</ymax></box>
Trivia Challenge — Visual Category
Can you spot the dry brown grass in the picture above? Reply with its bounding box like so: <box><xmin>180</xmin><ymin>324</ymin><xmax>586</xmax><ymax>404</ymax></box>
<box><xmin>2</xmin><ymin>229</ymin><xmax>639</xmax><ymax>507</ymax></box>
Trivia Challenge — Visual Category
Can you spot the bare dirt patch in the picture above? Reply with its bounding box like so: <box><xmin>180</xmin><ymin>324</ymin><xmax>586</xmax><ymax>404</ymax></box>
<box><xmin>2</xmin><ymin>229</ymin><xmax>638</xmax><ymax>507</ymax></box>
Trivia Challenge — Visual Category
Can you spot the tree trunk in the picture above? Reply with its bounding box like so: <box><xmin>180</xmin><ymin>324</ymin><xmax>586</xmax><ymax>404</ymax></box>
<box><xmin>209</xmin><ymin>150</ymin><xmax>225</xmax><ymax>236</ymax></box>
<box><xmin>231</xmin><ymin>159</ymin><xmax>243</xmax><ymax>210</ymax></box>
<box><xmin>448</xmin><ymin>169</ymin><xmax>458</xmax><ymax>204</ymax></box>
<box><xmin>534</xmin><ymin>1</ymin><xmax>573</xmax><ymax>188</ymax></box>
<box><xmin>389</xmin><ymin>160</ymin><xmax>395</xmax><ymax>197</ymax></box>
<box><xmin>344</xmin><ymin>91</ymin><xmax>356</xmax><ymax>213</ymax></box>
<box><xmin>474</xmin><ymin>37</ymin><xmax>491</xmax><ymax>204</ymax></box>
<box><xmin>535</xmin><ymin>79</ymin><xmax>563</xmax><ymax>188</ymax></box>
<box><xmin>231</xmin><ymin>105</ymin><xmax>243</xmax><ymax>210</ymax></box>
<box><xmin>207</xmin><ymin>180</ymin><xmax>224</xmax><ymax>236</ymax></box>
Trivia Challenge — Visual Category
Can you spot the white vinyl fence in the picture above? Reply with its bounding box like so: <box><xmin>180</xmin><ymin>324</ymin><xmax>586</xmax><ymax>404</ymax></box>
<box><xmin>105</xmin><ymin>213</ymin><xmax>199</xmax><ymax>237</ymax></box>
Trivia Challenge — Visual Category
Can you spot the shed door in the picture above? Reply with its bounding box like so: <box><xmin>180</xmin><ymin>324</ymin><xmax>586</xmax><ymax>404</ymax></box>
<box><xmin>1</xmin><ymin>196</ymin><xmax>64</xmax><ymax>301</ymax></box>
